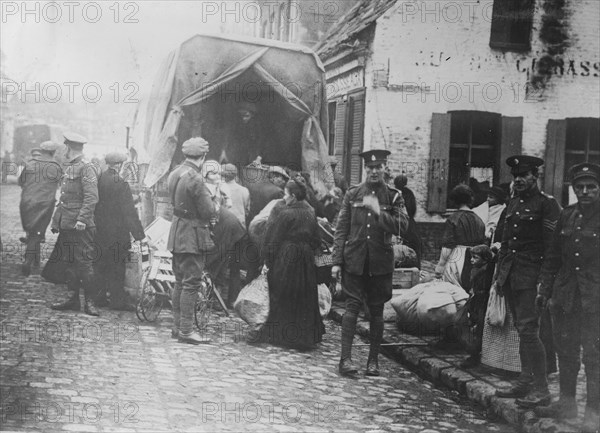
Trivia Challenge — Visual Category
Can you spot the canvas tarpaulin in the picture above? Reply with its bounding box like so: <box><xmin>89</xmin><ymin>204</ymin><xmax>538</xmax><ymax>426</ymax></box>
<box><xmin>140</xmin><ymin>34</ymin><xmax>332</xmax><ymax>191</ymax></box>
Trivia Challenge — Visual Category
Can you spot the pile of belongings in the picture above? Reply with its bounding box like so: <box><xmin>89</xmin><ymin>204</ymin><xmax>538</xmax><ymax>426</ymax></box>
<box><xmin>391</xmin><ymin>281</ymin><xmax>469</xmax><ymax>335</ymax></box>
<box><xmin>393</xmin><ymin>243</ymin><xmax>418</xmax><ymax>268</ymax></box>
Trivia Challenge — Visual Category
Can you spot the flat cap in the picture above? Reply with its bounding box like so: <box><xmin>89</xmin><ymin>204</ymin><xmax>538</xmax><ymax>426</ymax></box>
<box><xmin>63</xmin><ymin>132</ymin><xmax>87</xmax><ymax>146</ymax></box>
<box><xmin>268</xmin><ymin>165</ymin><xmax>290</xmax><ymax>180</ymax></box>
<box><xmin>30</xmin><ymin>148</ymin><xmax>43</xmax><ymax>156</ymax></box>
<box><xmin>359</xmin><ymin>149</ymin><xmax>390</xmax><ymax>166</ymax></box>
<box><xmin>506</xmin><ymin>155</ymin><xmax>544</xmax><ymax>175</ymax></box>
<box><xmin>569</xmin><ymin>162</ymin><xmax>600</xmax><ymax>183</ymax></box>
<box><xmin>181</xmin><ymin>137</ymin><xmax>209</xmax><ymax>157</ymax></box>
<box><xmin>105</xmin><ymin>152</ymin><xmax>127</xmax><ymax>165</ymax></box>
<box><xmin>221</xmin><ymin>163</ymin><xmax>238</xmax><ymax>176</ymax></box>
<box><xmin>40</xmin><ymin>141</ymin><xmax>58</xmax><ymax>152</ymax></box>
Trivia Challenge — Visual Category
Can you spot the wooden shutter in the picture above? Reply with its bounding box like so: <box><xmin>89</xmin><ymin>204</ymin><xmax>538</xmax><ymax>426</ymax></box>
<box><xmin>499</xmin><ymin>116</ymin><xmax>523</xmax><ymax>184</ymax></box>
<box><xmin>346</xmin><ymin>91</ymin><xmax>365</xmax><ymax>185</ymax></box>
<box><xmin>333</xmin><ymin>100</ymin><xmax>347</xmax><ymax>170</ymax></box>
<box><xmin>544</xmin><ymin>119</ymin><xmax>567</xmax><ymax>199</ymax></box>
<box><xmin>427</xmin><ymin>113</ymin><xmax>451</xmax><ymax>212</ymax></box>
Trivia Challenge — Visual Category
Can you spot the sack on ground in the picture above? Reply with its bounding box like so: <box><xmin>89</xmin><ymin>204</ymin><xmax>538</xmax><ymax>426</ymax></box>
<box><xmin>317</xmin><ymin>283</ymin><xmax>332</xmax><ymax>318</ymax></box>
<box><xmin>485</xmin><ymin>285</ymin><xmax>506</xmax><ymax>327</ymax></box>
<box><xmin>234</xmin><ymin>274</ymin><xmax>270</xmax><ymax>329</ymax></box>
<box><xmin>393</xmin><ymin>244</ymin><xmax>418</xmax><ymax>268</ymax></box>
<box><xmin>391</xmin><ymin>281</ymin><xmax>469</xmax><ymax>335</ymax></box>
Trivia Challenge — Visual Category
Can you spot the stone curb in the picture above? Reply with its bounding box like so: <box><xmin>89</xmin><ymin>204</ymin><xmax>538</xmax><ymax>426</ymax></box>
<box><xmin>329</xmin><ymin>305</ymin><xmax>580</xmax><ymax>433</ymax></box>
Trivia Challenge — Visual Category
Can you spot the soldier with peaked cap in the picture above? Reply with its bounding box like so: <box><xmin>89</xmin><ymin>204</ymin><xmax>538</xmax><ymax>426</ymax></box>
<box><xmin>535</xmin><ymin>163</ymin><xmax>600</xmax><ymax>432</ymax></box>
<box><xmin>93</xmin><ymin>152</ymin><xmax>145</xmax><ymax>311</ymax></box>
<box><xmin>47</xmin><ymin>132</ymin><xmax>101</xmax><ymax>316</ymax></box>
<box><xmin>332</xmin><ymin>149</ymin><xmax>409</xmax><ymax>377</ymax></box>
<box><xmin>494</xmin><ymin>155</ymin><xmax>562</xmax><ymax>407</ymax></box>
<box><xmin>19</xmin><ymin>141</ymin><xmax>62</xmax><ymax>276</ymax></box>
<box><xmin>167</xmin><ymin>137</ymin><xmax>216</xmax><ymax>344</ymax></box>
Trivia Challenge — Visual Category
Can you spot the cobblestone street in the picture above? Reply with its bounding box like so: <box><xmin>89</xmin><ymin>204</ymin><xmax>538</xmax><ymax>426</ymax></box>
<box><xmin>0</xmin><ymin>183</ymin><xmax>515</xmax><ymax>433</ymax></box>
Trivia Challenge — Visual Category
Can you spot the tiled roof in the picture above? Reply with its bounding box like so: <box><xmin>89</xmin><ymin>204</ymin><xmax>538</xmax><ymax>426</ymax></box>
<box><xmin>314</xmin><ymin>0</ymin><xmax>399</xmax><ymax>58</ymax></box>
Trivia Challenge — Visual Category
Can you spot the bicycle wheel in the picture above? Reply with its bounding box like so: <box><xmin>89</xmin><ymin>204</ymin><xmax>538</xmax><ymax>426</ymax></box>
<box><xmin>139</xmin><ymin>279</ymin><xmax>164</xmax><ymax>322</ymax></box>
<box><xmin>194</xmin><ymin>274</ymin><xmax>214</xmax><ymax>331</ymax></box>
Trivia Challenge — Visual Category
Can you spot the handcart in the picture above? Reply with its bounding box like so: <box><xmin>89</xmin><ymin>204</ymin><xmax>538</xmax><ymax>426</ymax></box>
<box><xmin>136</xmin><ymin>248</ymin><xmax>229</xmax><ymax>331</ymax></box>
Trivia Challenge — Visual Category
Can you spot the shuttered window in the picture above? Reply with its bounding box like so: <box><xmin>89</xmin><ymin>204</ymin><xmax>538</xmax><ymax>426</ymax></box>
<box><xmin>328</xmin><ymin>102</ymin><xmax>337</xmax><ymax>155</ymax></box>
<box><xmin>545</xmin><ymin>118</ymin><xmax>600</xmax><ymax>206</ymax></box>
<box><xmin>489</xmin><ymin>0</ymin><xmax>534</xmax><ymax>52</ymax></box>
<box><xmin>332</xmin><ymin>100</ymin><xmax>347</xmax><ymax>171</ymax></box>
<box><xmin>347</xmin><ymin>91</ymin><xmax>365</xmax><ymax>185</ymax></box>
<box><xmin>427</xmin><ymin>112</ymin><xmax>523</xmax><ymax>212</ymax></box>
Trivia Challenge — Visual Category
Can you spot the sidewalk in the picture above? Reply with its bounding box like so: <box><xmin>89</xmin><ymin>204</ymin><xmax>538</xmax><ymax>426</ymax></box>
<box><xmin>329</xmin><ymin>263</ymin><xmax>588</xmax><ymax>433</ymax></box>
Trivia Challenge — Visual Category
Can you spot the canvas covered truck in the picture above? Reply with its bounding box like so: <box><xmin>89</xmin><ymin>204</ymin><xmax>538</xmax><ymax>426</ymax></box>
<box><xmin>131</xmin><ymin>33</ymin><xmax>333</xmax><ymax>221</ymax></box>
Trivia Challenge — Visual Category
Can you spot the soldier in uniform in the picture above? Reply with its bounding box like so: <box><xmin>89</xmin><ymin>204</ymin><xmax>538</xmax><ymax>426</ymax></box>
<box><xmin>534</xmin><ymin>163</ymin><xmax>599</xmax><ymax>433</ymax></box>
<box><xmin>49</xmin><ymin>133</ymin><xmax>100</xmax><ymax>316</ymax></box>
<box><xmin>331</xmin><ymin>149</ymin><xmax>408</xmax><ymax>377</ymax></box>
<box><xmin>18</xmin><ymin>141</ymin><xmax>62</xmax><ymax>276</ymax></box>
<box><xmin>167</xmin><ymin>137</ymin><xmax>216</xmax><ymax>344</ymax></box>
<box><xmin>494</xmin><ymin>155</ymin><xmax>561</xmax><ymax>407</ymax></box>
<box><xmin>94</xmin><ymin>152</ymin><xmax>145</xmax><ymax>311</ymax></box>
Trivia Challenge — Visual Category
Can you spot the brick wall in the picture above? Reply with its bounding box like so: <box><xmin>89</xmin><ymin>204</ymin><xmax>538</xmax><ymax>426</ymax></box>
<box><xmin>359</xmin><ymin>0</ymin><xmax>600</xmax><ymax>224</ymax></box>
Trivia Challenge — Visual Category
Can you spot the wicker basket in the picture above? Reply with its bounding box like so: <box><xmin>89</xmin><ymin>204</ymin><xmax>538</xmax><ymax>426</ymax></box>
<box><xmin>392</xmin><ymin>267</ymin><xmax>420</xmax><ymax>289</ymax></box>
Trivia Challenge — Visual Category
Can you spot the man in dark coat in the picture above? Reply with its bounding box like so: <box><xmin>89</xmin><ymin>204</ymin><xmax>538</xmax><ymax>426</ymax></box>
<box><xmin>332</xmin><ymin>149</ymin><xmax>408</xmax><ymax>377</ymax></box>
<box><xmin>394</xmin><ymin>173</ymin><xmax>422</xmax><ymax>268</ymax></box>
<box><xmin>329</xmin><ymin>156</ymin><xmax>348</xmax><ymax>196</ymax></box>
<box><xmin>48</xmin><ymin>132</ymin><xmax>100</xmax><ymax>316</ymax></box>
<box><xmin>19</xmin><ymin>141</ymin><xmax>62</xmax><ymax>276</ymax></box>
<box><xmin>167</xmin><ymin>137</ymin><xmax>216</xmax><ymax>344</ymax></box>
<box><xmin>94</xmin><ymin>152</ymin><xmax>145</xmax><ymax>310</ymax></box>
<box><xmin>535</xmin><ymin>163</ymin><xmax>600</xmax><ymax>433</ymax></box>
<box><xmin>244</xmin><ymin>166</ymin><xmax>289</xmax><ymax>283</ymax></box>
<box><xmin>494</xmin><ymin>155</ymin><xmax>561</xmax><ymax>408</ymax></box>
<box><xmin>246</xmin><ymin>166</ymin><xmax>288</xmax><ymax>224</ymax></box>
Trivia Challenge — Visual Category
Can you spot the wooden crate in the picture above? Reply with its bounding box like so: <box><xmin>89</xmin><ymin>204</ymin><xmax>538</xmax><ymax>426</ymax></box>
<box><xmin>392</xmin><ymin>267</ymin><xmax>420</xmax><ymax>289</ymax></box>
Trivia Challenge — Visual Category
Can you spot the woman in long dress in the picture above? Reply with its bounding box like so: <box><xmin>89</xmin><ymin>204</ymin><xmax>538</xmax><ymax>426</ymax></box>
<box><xmin>435</xmin><ymin>184</ymin><xmax>486</xmax><ymax>291</ymax></box>
<box><xmin>262</xmin><ymin>177</ymin><xmax>324</xmax><ymax>350</ymax></box>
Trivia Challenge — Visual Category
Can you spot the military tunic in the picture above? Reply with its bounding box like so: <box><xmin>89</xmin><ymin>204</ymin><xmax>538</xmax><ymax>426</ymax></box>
<box><xmin>540</xmin><ymin>201</ymin><xmax>599</xmax><ymax>406</ymax></box>
<box><xmin>166</xmin><ymin>160</ymin><xmax>217</xmax><ymax>335</ymax></box>
<box><xmin>43</xmin><ymin>155</ymin><xmax>99</xmax><ymax>288</ymax></box>
<box><xmin>495</xmin><ymin>184</ymin><xmax>561</xmax><ymax>386</ymax></box>
<box><xmin>333</xmin><ymin>181</ymin><xmax>408</xmax><ymax>305</ymax></box>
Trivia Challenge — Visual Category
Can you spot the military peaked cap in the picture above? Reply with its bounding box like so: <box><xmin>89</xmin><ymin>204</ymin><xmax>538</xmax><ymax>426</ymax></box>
<box><xmin>181</xmin><ymin>137</ymin><xmax>209</xmax><ymax>157</ymax></box>
<box><xmin>63</xmin><ymin>132</ymin><xmax>87</xmax><ymax>147</ymax></box>
<box><xmin>506</xmin><ymin>155</ymin><xmax>544</xmax><ymax>175</ymax></box>
<box><xmin>359</xmin><ymin>149</ymin><xmax>391</xmax><ymax>166</ymax></box>
<box><xmin>569</xmin><ymin>162</ymin><xmax>600</xmax><ymax>183</ymax></box>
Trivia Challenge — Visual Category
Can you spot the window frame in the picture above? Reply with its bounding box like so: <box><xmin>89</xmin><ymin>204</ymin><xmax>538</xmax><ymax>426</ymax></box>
<box><xmin>489</xmin><ymin>0</ymin><xmax>535</xmax><ymax>52</ymax></box>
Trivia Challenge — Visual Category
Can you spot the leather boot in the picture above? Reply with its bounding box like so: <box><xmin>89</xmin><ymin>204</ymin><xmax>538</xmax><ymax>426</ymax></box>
<box><xmin>534</xmin><ymin>397</ymin><xmax>578</xmax><ymax>419</ymax></box>
<box><xmin>497</xmin><ymin>381</ymin><xmax>533</xmax><ymax>398</ymax></box>
<box><xmin>366</xmin><ymin>357</ymin><xmax>380</xmax><ymax>377</ymax></box>
<box><xmin>51</xmin><ymin>291</ymin><xmax>80</xmax><ymax>311</ymax></box>
<box><xmin>84</xmin><ymin>299</ymin><xmax>100</xmax><ymax>316</ymax></box>
<box><xmin>516</xmin><ymin>387</ymin><xmax>552</xmax><ymax>408</ymax></box>
<box><xmin>582</xmin><ymin>406</ymin><xmax>599</xmax><ymax>433</ymax></box>
<box><xmin>178</xmin><ymin>331</ymin><xmax>211</xmax><ymax>344</ymax></box>
<box><xmin>338</xmin><ymin>358</ymin><xmax>359</xmax><ymax>377</ymax></box>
